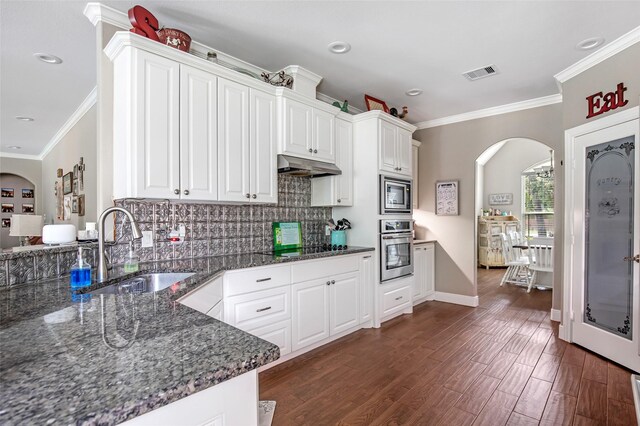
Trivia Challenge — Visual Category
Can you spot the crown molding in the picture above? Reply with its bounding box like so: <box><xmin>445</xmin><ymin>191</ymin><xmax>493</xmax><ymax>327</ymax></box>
<box><xmin>554</xmin><ymin>25</ymin><xmax>640</xmax><ymax>84</ymax></box>
<box><xmin>83</xmin><ymin>2</ymin><xmax>128</xmax><ymax>28</ymax></box>
<box><xmin>38</xmin><ymin>87</ymin><xmax>97</xmax><ymax>161</ymax></box>
<box><xmin>415</xmin><ymin>93</ymin><xmax>562</xmax><ymax>130</ymax></box>
<box><xmin>0</xmin><ymin>152</ymin><xmax>41</xmax><ymax>160</ymax></box>
<box><xmin>351</xmin><ymin>110</ymin><xmax>417</xmax><ymax>132</ymax></box>
<box><xmin>316</xmin><ymin>93</ymin><xmax>363</xmax><ymax>115</ymax></box>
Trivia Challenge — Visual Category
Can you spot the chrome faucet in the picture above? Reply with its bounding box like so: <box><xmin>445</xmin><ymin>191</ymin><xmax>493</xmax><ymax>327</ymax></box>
<box><xmin>97</xmin><ymin>206</ymin><xmax>143</xmax><ymax>282</ymax></box>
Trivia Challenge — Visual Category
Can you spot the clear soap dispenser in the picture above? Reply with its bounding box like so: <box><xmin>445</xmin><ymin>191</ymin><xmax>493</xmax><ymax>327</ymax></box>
<box><xmin>124</xmin><ymin>241</ymin><xmax>140</xmax><ymax>273</ymax></box>
<box><xmin>70</xmin><ymin>247</ymin><xmax>92</xmax><ymax>289</ymax></box>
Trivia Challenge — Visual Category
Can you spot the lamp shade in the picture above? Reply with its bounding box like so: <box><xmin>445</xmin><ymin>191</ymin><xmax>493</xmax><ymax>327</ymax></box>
<box><xmin>9</xmin><ymin>215</ymin><xmax>43</xmax><ymax>237</ymax></box>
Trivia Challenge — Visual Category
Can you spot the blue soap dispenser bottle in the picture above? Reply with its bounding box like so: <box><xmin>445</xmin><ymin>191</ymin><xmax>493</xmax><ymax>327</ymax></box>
<box><xmin>70</xmin><ymin>247</ymin><xmax>92</xmax><ymax>289</ymax></box>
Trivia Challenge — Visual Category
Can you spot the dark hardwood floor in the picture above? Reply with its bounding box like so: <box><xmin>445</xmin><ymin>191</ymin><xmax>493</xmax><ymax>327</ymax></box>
<box><xmin>259</xmin><ymin>268</ymin><xmax>638</xmax><ymax>425</ymax></box>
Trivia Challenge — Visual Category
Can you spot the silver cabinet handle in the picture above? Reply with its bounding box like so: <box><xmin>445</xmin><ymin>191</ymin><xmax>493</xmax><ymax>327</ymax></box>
<box><xmin>399</xmin><ymin>167</ymin><xmax>402</xmax><ymax>171</ymax></box>
<box><xmin>174</xmin><ymin>189</ymin><xmax>180</xmax><ymax>195</ymax></box>
<box><xmin>395</xmin><ymin>296</ymin><xmax>403</xmax><ymax>301</ymax></box>
<box><xmin>183</xmin><ymin>189</ymin><xmax>190</xmax><ymax>195</ymax></box>
<box><xmin>256</xmin><ymin>306</ymin><xmax>272</xmax><ymax>312</ymax></box>
<box><xmin>245</xmin><ymin>193</ymin><xmax>250</xmax><ymax>198</ymax></box>
<box><xmin>252</xmin><ymin>194</ymin><xmax>257</xmax><ymax>199</ymax></box>
<box><xmin>308</xmin><ymin>148</ymin><xmax>313</xmax><ymax>153</ymax></box>
<box><xmin>331</xmin><ymin>280</ymin><xmax>335</xmax><ymax>285</ymax></box>
<box><xmin>313</xmin><ymin>149</ymin><xmax>318</xmax><ymax>153</ymax></box>
<box><xmin>363</xmin><ymin>255</ymin><xmax>371</xmax><ymax>259</ymax></box>
<box><xmin>256</xmin><ymin>277</ymin><xmax>271</xmax><ymax>282</ymax></box>
<box><xmin>623</xmin><ymin>254</ymin><xmax>640</xmax><ymax>263</ymax></box>
<box><xmin>326</xmin><ymin>281</ymin><xmax>331</xmax><ymax>286</ymax></box>
<box><xmin>337</xmin><ymin>199</ymin><xmax>341</xmax><ymax>203</ymax></box>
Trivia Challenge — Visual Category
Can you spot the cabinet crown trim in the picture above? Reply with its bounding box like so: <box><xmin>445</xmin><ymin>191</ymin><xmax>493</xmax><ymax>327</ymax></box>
<box><xmin>351</xmin><ymin>110</ymin><xmax>417</xmax><ymax>132</ymax></box>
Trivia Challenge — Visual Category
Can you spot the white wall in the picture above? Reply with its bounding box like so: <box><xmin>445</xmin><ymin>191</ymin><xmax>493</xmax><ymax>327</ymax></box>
<box><xmin>482</xmin><ymin>139</ymin><xmax>550</xmax><ymax>219</ymax></box>
<box><xmin>41</xmin><ymin>104</ymin><xmax>97</xmax><ymax>230</ymax></box>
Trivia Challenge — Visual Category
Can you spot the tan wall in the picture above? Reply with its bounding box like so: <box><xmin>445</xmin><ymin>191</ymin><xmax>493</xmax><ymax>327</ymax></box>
<box><xmin>413</xmin><ymin>103</ymin><xmax>563</xmax><ymax>300</ymax></box>
<box><xmin>562</xmin><ymin>43</ymin><xmax>640</xmax><ymax>130</ymax></box>
<box><xmin>41</xmin><ymin>105</ymin><xmax>97</xmax><ymax>230</ymax></box>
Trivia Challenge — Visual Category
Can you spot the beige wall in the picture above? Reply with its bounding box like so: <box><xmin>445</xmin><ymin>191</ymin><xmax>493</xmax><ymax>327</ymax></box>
<box><xmin>562</xmin><ymin>43</ymin><xmax>640</xmax><ymax>130</ymax></box>
<box><xmin>41</xmin><ymin>105</ymin><xmax>97</xmax><ymax>229</ymax></box>
<box><xmin>413</xmin><ymin>103</ymin><xmax>563</xmax><ymax>300</ymax></box>
<box><xmin>0</xmin><ymin>157</ymin><xmax>43</xmax><ymax>216</ymax></box>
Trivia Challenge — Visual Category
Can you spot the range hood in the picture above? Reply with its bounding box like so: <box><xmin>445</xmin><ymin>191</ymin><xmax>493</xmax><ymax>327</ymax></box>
<box><xmin>277</xmin><ymin>155</ymin><xmax>342</xmax><ymax>177</ymax></box>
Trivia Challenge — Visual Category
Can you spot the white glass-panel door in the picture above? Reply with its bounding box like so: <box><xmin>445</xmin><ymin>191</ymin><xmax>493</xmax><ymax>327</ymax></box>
<box><xmin>569</xmin><ymin>115</ymin><xmax>639</xmax><ymax>372</ymax></box>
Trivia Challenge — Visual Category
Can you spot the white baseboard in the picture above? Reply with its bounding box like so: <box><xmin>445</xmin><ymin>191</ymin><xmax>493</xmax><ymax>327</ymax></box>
<box><xmin>558</xmin><ymin>323</ymin><xmax>569</xmax><ymax>341</ymax></box>
<box><xmin>550</xmin><ymin>309</ymin><xmax>562</xmax><ymax>322</ymax></box>
<box><xmin>434</xmin><ymin>291</ymin><xmax>479</xmax><ymax>307</ymax></box>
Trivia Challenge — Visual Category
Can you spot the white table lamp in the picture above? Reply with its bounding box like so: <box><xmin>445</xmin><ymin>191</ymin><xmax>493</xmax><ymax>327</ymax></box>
<box><xmin>9</xmin><ymin>214</ymin><xmax>44</xmax><ymax>246</ymax></box>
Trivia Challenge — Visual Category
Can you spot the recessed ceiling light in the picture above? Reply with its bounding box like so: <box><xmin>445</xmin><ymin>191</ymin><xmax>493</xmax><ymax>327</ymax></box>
<box><xmin>576</xmin><ymin>37</ymin><xmax>604</xmax><ymax>51</ymax></box>
<box><xmin>34</xmin><ymin>53</ymin><xmax>63</xmax><ymax>64</ymax></box>
<box><xmin>15</xmin><ymin>116</ymin><xmax>34</xmax><ymax>122</ymax></box>
<box><xmin>328</xmin><ymin>41</ymin><xmax>351</xmax><ymax>54</ymax></box>
<box><xmin>7</xmin><ymin>146</ymin><xmax>22</xmax><ymax>150</ymax></box>
<box><xmin>405</xmin><ymin>89</ymin><xmax>423</xmax><ymax>96</ymax></box>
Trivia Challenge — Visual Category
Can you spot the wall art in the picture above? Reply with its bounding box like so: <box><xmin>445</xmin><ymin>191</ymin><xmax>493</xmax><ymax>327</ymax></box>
<box><xmin>22</xmin><ymin>188</ymin><xmax>34</xmax><ymax>198</ymax></box>
<box><xmin>489</xmin><ymin>193</ymin><xmax>513</xmax><ymax>205</ymax></box>
<box><xmin>364</xmin><ymin>94</ymin><xmax>390</xmax><ymax>113</ymax></box>
<box><xmin>78</xmin><ymin>194</ymin><xmax>85</xmax><ymax>217</ymax></box>
<box><xmin>22</xmin><ymin>204</ymin><xmax>34</xmax><ymax>214</ymax></box>
<box><xmin>63</xmin><ymin>172</ymin><xmax>73</xmax><ymax>195</ymax></box>
<box><xmin>1</xmin><ymin>188</ymin><xmax>14</xmax><ymax>198</ymax></box>
<box><xmin>436</xmin><ymin>180</ymin><xmax>459</xmax><ymax>216</ymax></box>
<box><xmin>1</xmin><ymin>218</ymin><xmax>10</xmax><ymax>228</ymax></box>
<box><xmin>1</xmin><ymin>203</ymin><xmax>14</xmax><ymax>213</ymax></box>
<box><xmin>63</xmin><ymin>195</ymin><xmax>72</xmax><ymax>220</ymax></box>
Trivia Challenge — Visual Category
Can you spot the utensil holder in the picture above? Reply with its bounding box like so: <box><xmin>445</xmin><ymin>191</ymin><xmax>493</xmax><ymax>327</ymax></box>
<box><xmin>331</xmin><ymin>230</ymin><xmax>346</xmax><ymax>246</ymax></box>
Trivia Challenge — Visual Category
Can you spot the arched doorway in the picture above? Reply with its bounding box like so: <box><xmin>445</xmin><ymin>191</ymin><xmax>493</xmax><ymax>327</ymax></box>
<box><xmin>0</xmin><ymin>173</ymin><xmax>36</xmax><ymax>248</ymax></box>
<box><xmin>474</xmin><ymin>138</ymin><xmax>556</xmax><ymax>302</ymax></box>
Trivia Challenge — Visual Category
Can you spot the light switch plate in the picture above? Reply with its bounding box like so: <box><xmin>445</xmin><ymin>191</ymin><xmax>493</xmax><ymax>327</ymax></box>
<box><xmin>141</xmin><ymin>231</ymin><xmax>153</xmax><ymax>248</ymax></box>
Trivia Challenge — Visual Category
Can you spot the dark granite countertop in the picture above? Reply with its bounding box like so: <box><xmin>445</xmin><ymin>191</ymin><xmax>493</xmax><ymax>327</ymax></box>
<box><xmin>0</xmin><ymin>247</ymin><xmax>373</xmax><ymax>425</ymax></box>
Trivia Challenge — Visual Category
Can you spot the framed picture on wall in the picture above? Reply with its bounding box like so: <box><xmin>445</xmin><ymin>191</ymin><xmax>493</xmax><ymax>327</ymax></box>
<box><xmin>1</xmin><ymin>203</ymin><xmax>14</xmax><ymax>213</ymax></box>
<box><xmin>73</xmin><ymin>178</ymin><xmax>79</xmax><ymax>196</ymax></box>
<box><xmin>489</xmin><ymin>193</ymin><xmax>513</xmax><ymax>205</ymax></box>
<box><xmin>1</xmin><ymin>188</ymin><xmax>14</xmax><ymax>198</ymax></box>
<box><xmin>22</xmin><ymin>204</ymin><xmax>34</xmax><ymax>214</ymax></box>
<box><xmin>78</xmin><ymin>194</ymin><xmax>85</xmax><ymax>216</ymax></box>
<box><xmin>22</xmin><ymin>188</ymin><xmax>34</xmax><ymax>198</ymax></box>
<box><xmin>63</xmin><ymin>195</ymin><xmax>72</xmax><ymax>220</ymax></box>
<box><xmin>1</xmin><ymin>218</ymin><xmax>10</xmax><ymax>228</ymax></box>
<box><xmin>63</xmin><ymin>172</ymin><xmax>73</xmax><ymax>195</ymax></box>
<box><xmin>364</xmin><ymin>94</ymin><xmax>390</xmax><ymax>113</ymax></box>
<box><xmin>71</xmin><ymin>196</ymin><xmax>78</xmax><ymax>214</ymax></box>
<box><xmin>436</xmin><ymin>180</ymin><xmax>459</xmax><ymax>216</ymax></box>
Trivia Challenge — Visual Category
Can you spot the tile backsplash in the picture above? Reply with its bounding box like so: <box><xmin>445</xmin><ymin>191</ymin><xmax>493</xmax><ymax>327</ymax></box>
<box><xmin>111</xmin><ymin>175</ymin><xmax>332</xmax><ymax>264</ymax></box>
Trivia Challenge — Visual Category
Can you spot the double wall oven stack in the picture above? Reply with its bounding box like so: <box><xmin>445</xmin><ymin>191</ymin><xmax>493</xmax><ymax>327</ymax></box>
<box><xmin>379</xmin><ymin>175</ymin><xmax>414</xmax><ymax>282</ymax></box>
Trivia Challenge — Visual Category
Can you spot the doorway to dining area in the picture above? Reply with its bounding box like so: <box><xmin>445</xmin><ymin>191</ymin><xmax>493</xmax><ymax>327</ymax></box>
<box><xmin>474</xmin><ymin>138</ymin><xmax>556</xmax><ymax>298</ymax></box>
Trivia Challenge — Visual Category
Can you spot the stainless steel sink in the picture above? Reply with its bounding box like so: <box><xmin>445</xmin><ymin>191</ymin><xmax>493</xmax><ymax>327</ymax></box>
<box><xmin>92</xmin><ymin>272</ymin><xmax>195</xmax><ymax>295</ymax></box>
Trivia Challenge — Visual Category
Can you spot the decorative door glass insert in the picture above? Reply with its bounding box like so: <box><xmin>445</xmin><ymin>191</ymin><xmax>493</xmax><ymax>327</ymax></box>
<box><xmin>584</xmin><ymin>136</ymin><xmax>635</xmax><ymax>339</ymax></box>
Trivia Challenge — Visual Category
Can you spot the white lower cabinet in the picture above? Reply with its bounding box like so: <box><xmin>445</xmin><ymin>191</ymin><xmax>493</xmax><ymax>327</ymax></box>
<box><xmin>359</xmin><ymin>253</ymin><xmax>374</xmax><ymax>325</ymax></box>
<box><xmin>250</xmin><ymin>319</ymin><xmax>292</xmax><ymax>356</ymax></box>
<box><xmin>223</xmin><ymin>285</ymin><xmax>291</xmax><ymax>331</ymax></box>
<box><xmin>413</xmin><ymin>242</ymin><xmax>435</xmax><ymax>304</ymax></box>
<box><xmin>379</xmin><ymin>275</ymin><xmax>413</xmax><ymax>323</ymax></box>
<box><xmin>291</xmin><ymin>270</ymin><xmax>360</xmax><ymax>352</ymax></box>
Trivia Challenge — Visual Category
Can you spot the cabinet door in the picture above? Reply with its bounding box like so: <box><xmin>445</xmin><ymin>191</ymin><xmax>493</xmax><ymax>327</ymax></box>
<box><xmin>132</xmin><ymin>50</ymin><xmax>180</xmax><ymax>199</ymax></box>
<box><xmin>413</xmin><ymin>246</ymin><xmax>426</xmax><ymax>301</ymax></box>
<box><xmin>312</xmin><ymin>109</ymin><xmax>335</xmax><ymax>162</ymax></box>
<box><xmin>179</xmin><ymin>65</ymin><xmax>218</xmax><ymax>201</ymax></box>
<box><xmin>330</xmin><ymin>272</ymin><xmax>359</xmax><ymax>335</ymax></box>
<box><xmin>412</xmin><ymin>144</ymin><xmax>419</xmax><ymax>208</ymax></box>
<box><xmin>250</xmin><ymin>90</ymin><xmax>277</xmax><ymax>203</ymax></box>
<box><xmin>424</xmin><ymin>243</ymin><xmax>435</xmax><ymax>297</ymax></box>
<box><xmin>379</xmin><ymin>120</ymin><xmax>397</xmax><ymax>173</ymax></box>
<box><xmin>359</xmin><ymin>254</ymin><xmax>374</xmax><ymax>324</ymax></box>
<box><xmin>282</xmin><ymin>97</ymin><xmax>313</xmax><ymax>158</ymax></box>
<box><xmin>396</xmin><ymin>128</ymin><xmax>412</xmax><ymax>177</ymax></box>
<box><xmin>335</xmin><ymin>118</ymin><xmax>353</xmax><ymax>206</ymax></box>
<box><xmin>291</xmin><ymin>278</ymin><xmax>330</xmax><ymax>351</ymax></box>
<box><xmin>217</xmin><ymin>78</ymin><xmax>250</xmax><ymax>202</ymax></box>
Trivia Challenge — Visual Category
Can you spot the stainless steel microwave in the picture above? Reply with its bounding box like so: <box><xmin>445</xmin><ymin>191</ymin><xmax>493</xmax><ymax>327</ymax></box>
<box><xmin>380</xmin><ymin>175</ymin><xmax>412</xmax><ymax>214</ymax></box>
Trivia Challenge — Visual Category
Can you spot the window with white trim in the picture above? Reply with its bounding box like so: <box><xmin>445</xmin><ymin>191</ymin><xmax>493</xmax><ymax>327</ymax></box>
<box><xmin>522</xmin><ymin>160</ymin><xmax>554</xmax><ymax>239</ymax></box>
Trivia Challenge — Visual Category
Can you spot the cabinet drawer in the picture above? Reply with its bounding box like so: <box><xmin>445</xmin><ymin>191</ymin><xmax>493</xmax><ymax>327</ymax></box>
<box><xmin>249</xmin><ymin>319</ymin><xmax>291</xmax><ymax>356</ymax></box>
<box><xmin>224</xmin><ymin>264</ymin><xmax>291</xmax><ymax>296</ymax></box>
<box><xmin>178</xmin><ymin>276</ymin><xmax>223</xmax><ymax>315</ymax></box>
<box><xmin>224</xmin><ymin>286</ymin><xmax>291</xmax><ymax>331</ymax></box>
<box><xmin>381</xmin><ymin>281</ymin><xmax>412</xmax><ymax>316</ymax></box>
<box><xmin>291</xmin><ymin>255</ymin><xmax>358</xmax><ymax>283</ymax></box>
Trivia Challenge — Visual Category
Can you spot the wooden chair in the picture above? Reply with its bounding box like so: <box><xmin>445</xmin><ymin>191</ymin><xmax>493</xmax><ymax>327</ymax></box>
<box><xmin>526</xmin><ymin>244</ymin><xmax>553</xmax><ymax>293</ymax></box>
<box><xmin>499</xmin><ymin>233</ymin><xmax>530</xmax><ymax>287</ymax></box>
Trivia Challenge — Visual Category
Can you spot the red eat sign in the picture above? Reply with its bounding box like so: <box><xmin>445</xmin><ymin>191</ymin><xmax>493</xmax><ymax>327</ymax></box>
<box><xmin>128</xmin><ymin>5</ymin><xmax>160</xmax><ymax>42</ymax></box>
<box><xmin>586</xmin><ymin>83</ymin><xmax>628</xmax><ymax>119</ymax></box>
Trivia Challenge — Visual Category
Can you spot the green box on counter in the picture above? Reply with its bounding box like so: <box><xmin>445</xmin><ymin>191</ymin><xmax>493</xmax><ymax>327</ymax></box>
<box><xmin>272</xmin><ymin>222</ymin><xmax>302</xmax><ymax>251</ymax></box>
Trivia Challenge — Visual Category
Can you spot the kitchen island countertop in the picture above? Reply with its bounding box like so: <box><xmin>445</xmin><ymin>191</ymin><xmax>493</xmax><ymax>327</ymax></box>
<box><xmin>0</xmin><ymin>246</ymin><xmax>373</xmax><ymax>425</ymax></box>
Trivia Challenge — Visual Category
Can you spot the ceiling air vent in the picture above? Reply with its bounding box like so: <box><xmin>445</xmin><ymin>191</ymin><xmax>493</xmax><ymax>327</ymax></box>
<box><xmin>463</xmin><ymin>65</ymin><xmax>499</xmax><ymax>81</ymax></box>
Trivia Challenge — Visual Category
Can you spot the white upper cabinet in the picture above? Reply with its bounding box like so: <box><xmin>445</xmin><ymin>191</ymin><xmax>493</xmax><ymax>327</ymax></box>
<box><xmin>180</xmin><ymin>65</ymin><xmax>218</xmax><ymax>201</ymax></box>
<box><xmin>279</xmin><ymin>95</ymin><xmax>336</xmax><ymax>163</ymax></box>
<box><xmin>113</xmin><ymin>49</ymin><xmax>181</xmax><ymax>200</ymax></box>
<box><xmin>310</xmin><ymin>116</ymin><xmax>353</xmax><ymax>207</ymax></box>
<box><xmin>378</xmin><ymin>120</ymin><xmax>412</xmax><ymax>178</ymax></box>
<box><xmin>218</xmin><ymin>78</ymin><xmax>277</xmax><ymax>203</ymax></box>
